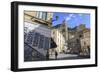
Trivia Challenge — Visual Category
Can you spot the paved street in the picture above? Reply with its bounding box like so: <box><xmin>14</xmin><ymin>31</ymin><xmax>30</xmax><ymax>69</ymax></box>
<box><xmin>49</xmin><ymin>53</ymin><xmax>77</xmax><ymax>59</ymax></box>
<box><xmin>49</xmin><ymin>53</ymin><xmax>90</xmax><ymax>60</ymax></box>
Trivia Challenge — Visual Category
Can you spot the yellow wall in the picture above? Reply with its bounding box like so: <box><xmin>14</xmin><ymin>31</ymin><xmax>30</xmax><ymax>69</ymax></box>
<box><xmin>52</xmin><ymin>29</ymin><xmax>65</xmax><ymax>53</ymax></box>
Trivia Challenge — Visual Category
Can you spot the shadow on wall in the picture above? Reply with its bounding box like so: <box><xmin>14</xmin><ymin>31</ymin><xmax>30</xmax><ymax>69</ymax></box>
<box><xmin>24</xmin><ymin>21</ymin><xmax>57</xmax><ymax>61</ymax></box>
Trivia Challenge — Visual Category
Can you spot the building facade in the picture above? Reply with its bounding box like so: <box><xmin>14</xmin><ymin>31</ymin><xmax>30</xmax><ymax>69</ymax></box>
<box><xmin>24</xmin><ymin>11</ymin><xmax>53</xmax><ymax>27</ymax></box>
<box><xmin>51</xmin><ymin>28</ymin><xmax>65</xmax><ymax>53</ymax></box>
<box><xmin>68</xmin><ymin>24</ymin><xmax>90</xmax><ymax>56</ymax></box>
<box><xmin>68</xmin><ymin>27</ymin><xmax>81</xmax><ymax>54</ymax></box>
<box><xmin>80</xmin><ymin>29</ymin><xmax>90</xmax><ymax>56</ymax></box>
<box><xmin>51</xmin><ymin>21</ymin><xmax>68</xmax><ymax>53</ymax></box>
<box><xmin>24</xmin><ymin>11</ymin><xmax>54</xmax><ymax>61</ymax></box>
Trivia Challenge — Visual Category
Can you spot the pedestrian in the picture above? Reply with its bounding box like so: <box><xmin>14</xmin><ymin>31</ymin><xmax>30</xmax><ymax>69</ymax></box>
<box><xmin>46</xmin><ymin>50</ymin><xmax>49</xmax><ymax>60</ymax></box>
<box><xmin>55</xmin><ymin>51</ymin><xmax>58</xmax><ymax>60</ymax></box>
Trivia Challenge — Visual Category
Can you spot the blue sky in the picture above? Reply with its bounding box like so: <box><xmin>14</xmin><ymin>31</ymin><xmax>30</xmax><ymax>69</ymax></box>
<box><xmin>52</xmin><ymin>12</ymin><xmax>90</xmax><ymax>28</ymax></box>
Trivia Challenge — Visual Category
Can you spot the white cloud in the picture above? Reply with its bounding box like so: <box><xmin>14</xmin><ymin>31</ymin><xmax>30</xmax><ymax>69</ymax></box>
<box><xmin>66</xmin><ymin>17</ymin><xmax>71</xmax><ymax>21</ymax></box>
<box><xmin>65</xmin><ymin>14</ymin><xmax>75</xmax><ymax>21</ymax></box>
<box><xmin>78</xmin><ymin>14</ymin><xmax>83</xmax><ymax>16</ymax></box>
<box><xmin>69</xmin><ymin>14</ymin><xmax>74</xmax><ymax>17</ymax></box>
